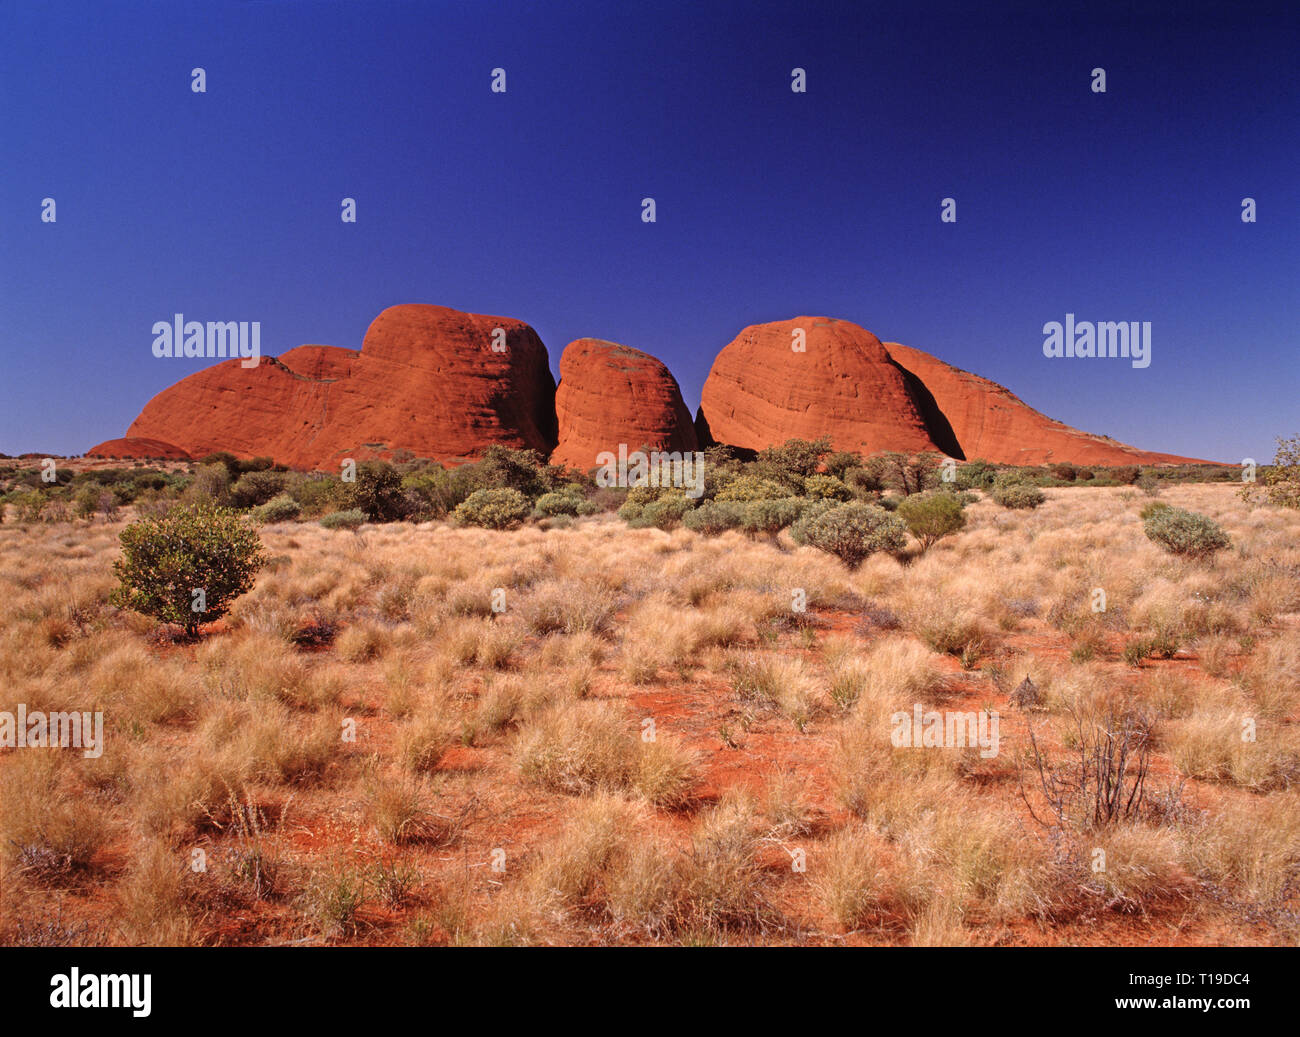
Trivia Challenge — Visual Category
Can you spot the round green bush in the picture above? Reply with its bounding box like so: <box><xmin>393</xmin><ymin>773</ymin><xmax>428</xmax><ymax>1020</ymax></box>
<box><xmin>453</xmin><ymin>487</ymin><xmax>532</xmax><ymax>529</ymax></box>
<box><xmin>787</xmin><ymin>498</ymin><xmax>839</xmax><ymax>544</ymax></box>
<box><xmin>896</xmin><ymin>492</ymin><xmax>966</xmax><ymax>550</ymax></box>
<box><xmin>1143</xmin><ymin>507</ymin><xmax>1230</xmax><ymax>558</ymax></box>
<box><xmin>253</xmin><ymin>493</ymin><xmax>302</xmax><ymax>524</ymax></box>
<box><xmin>110</xmin><ymin>501</ymin><xmax>267</xmax><ymax>636</ymax></box>
<box><xmin>641</xmin><ymin>492</ymin><xmax>694</xmax><ymax>530</ymax></box>
<box><xmin>535</xmin><ymin>489</ymin><xmax>585</xmax><ymax>517</ymax></box>
<box><xmin>714</xmin><ymin>475</ymin><xmax>791</xmax><ymax>502</ymax></box>
<box><xmin>1139</xmin><ymin>500</ymin><xmax>1171</xmax><ymax>521</ymax></box>
<box><xmin>319</xmin><ymin>508</ymin><xmax>366</xmax><ymax>530</ymax></box>
<box><xmin>802</xmin><ymin>474</ymin><xmax>853</xmax><ymax>501</ymax></box>
<box><xmin>990</xmin><ymin>475</ymin><xmax>1045</xmax><ymax>510</ymax></box>
<box><xmin>798</xmin><ymin>502</ymin><xmax>908</xmax><ymax>568</ymax></box>
<box><xmin>740</xmin><ymin>497</ymin><xmax>804</xmax><ymax>536</ymax></box>
<box><xmin>682</xmin><ymin>500</ymin><xmax>747</xmax><ymax>535</ymax></box>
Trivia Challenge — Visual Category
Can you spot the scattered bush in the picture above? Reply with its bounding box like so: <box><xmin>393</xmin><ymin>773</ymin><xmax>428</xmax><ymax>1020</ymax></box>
<box><xmin>803</xmin><ymin>474</ymin><xmax>853</xmax><ymax>501</ymax></box>
<box><xmin>682</xmin><ymin>500</ymin><xmax>746</xmax><ymax>535</ymax></box>
<box><xmin>714</xmin><ymin>475</ymin><xmax>791</xmax><ymax>502</ymax></box>
<box><xmin>739</xmin><ymin>497</ymin><xmax>803</xmax><ymax>537</ymax></box>
<box><xmin>797</xmin><ymin>502</ymin><xmax>908</xmax><ymax>568</ymax></box>
<box><xmin>111</xmin><ymin>501</ymin><xmax>267</xmax><ymax>636</ymax></box>
<box><xmin>990</xmin><ymin>474</ymin><xmax>1045</xmax><ymax>510</ymax></box>
<box><xmin>454</xmin><ymin>488</ymin><xmax>532</xmax><ymax>530</ymax></box>
<box><xmin>1143</xmin><ymin>507</ymin><xmax>1230</xmax><ymax>558</ymax></box>
<box><xmin>319</xmin><ymin>509</ymin><xmax>366</xmax><ymax>531</ymax></box>
<box><xmin>252</xmin><ymin>494</ymin><xmax>301</xmax><ymax>524</ymax></box>
<box><xmin>343</xmin><ymin>461</ymin><xmax>406</xmax><ymax>522</ymax></box>
<box><xmin>896</xmin><ymin>492</ymin><xmax>966</xmax><ymax>551</ymax></box>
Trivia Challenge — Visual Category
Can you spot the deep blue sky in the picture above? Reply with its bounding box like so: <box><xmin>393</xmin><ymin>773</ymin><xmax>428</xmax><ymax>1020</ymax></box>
<box><xmin>2</xmin><ymin>0</ymin><xmax>1296</xmax><ymax>462</ymax></box>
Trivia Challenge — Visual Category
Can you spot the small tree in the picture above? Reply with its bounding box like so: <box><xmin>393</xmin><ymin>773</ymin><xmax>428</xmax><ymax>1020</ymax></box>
<box><xmin>345</xmin><ymin>461</ymin><xmax>405</xmax><ymax>521</ymax></box>
<box><xmin>798</xmin><ymin>502</ymin><xmax>908</xmax><ymax>568</ymax></box>
<box><xmin>111</xmin><ymin>501</ymin><xmax>266</xmax><ymax>637</ymax></box>
<box><xmin>897</xmin><ymin>492</ymin><xmax>967</xmax><ymax>551</ymax></box>
<box><xmin>1245</xmin><ymin>434</ymin><xmax>1300</xmax><ymax>509</ymax></box>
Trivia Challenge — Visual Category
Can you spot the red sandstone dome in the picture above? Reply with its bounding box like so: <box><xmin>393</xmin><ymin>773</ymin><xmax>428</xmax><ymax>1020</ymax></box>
<box><xmin>88</xmin><ymin>304</ymin><xmax>1214</xmax><ymax>472</ymax></box>
<box><xmin>697</xmin><ymin>317</ymin><xmax>944</xmax><ymax>456</ymax></box>
<box><xmin>85</xmin><ymin>437</ymin><xmax>191</xmax><ymax>461</ymax></box>
<box><xmin>119</xmin><ymin>305</ymin><xmax>557</xmax><ymax>469</ymax></box>
<box><xmin>882</xmin><ymin>342</ymin><xmax>1214</xmax><ymax>466</ymax></box>
<box><xmin>552</xmin><ymin>338</ymin><xmax>698</xmax><ymax>471</ymax></box>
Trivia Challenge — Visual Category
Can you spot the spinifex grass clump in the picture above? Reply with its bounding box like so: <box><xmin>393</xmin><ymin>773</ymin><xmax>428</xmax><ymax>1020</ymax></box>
<box><xmin>111</xmin><ymin>501</ymin><xmax>266</xmax><ymax>637</ymax></box>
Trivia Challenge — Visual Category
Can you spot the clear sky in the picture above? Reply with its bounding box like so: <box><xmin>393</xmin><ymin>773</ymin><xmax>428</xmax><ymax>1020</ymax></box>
<box><xmin>1</xmin><ymin>0</ymin><xmax>1296</xmax><ymax>462</ymax></box>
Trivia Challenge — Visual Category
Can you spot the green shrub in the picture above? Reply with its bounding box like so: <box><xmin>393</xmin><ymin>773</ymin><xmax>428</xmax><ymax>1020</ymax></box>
<box><xmin>252</xmin><ymin>494</ymin><xmax>301</xmax><ymax>524</ymax></box>
<box><xmin>787</xmin><ymin>498</ymin><xmax>839</xmax><ymax>544</ymax></box>
<box><xmin>797</xmin><ymin>502</ymin><xmax>907</xmax><ymax>568</ymax></box>
<box><xmin>954</xmin><ymin>460</ymin><xmax>998</xmax><ymax>490</ymax></box>
<box><xmin>641</xmin><ymin>491</ymin><xmax>694</xmax><ymax>530</ymax></box>
<box><xmin>682</xmin><ymin>500</ymin><xmax>747</xmax><ymax>535</ymax></box>
<box><xmin>715</xmin><ymin>475</ymin><xmax>791</xmax><ymax>502</ymax></box>
<box><xmin>290</xmin><ymin>475</ymin><xmax>340</xmax><ymax>516</ymax></box>
<box><xmin>453</xmin><ymin>488</ymin><xmax>532</xmax><ymax>530</ymax></box>
<box><xmin>230</xmin><ymin>469</ymin><xmax>289</xmax><ymax>509</ymax></box>
<box><xmin>755</xmin><ymin>436</ymin><xmax>833</xmax><ymax>480</ymax></box>
<box><xmin>1139</xmin><ymin>500</ymin><xmax>1171</xmax><ymax>521</ymax></box>
<box><xmin>73</xmin><ymin>484</ymin><xmax>100</xmax><ymax>519</ymax></box>
<box><xmin>343</xmin><ymin>461</ymin><xmax>406</xmax><ymax>521</ymax></box>
<box><xmin>186</xmin><ymin>463</ymin><xmax>232</xmax><ymax>505</ymax></box>
<box><xmin>803</xmin><ymin>474</ymin><xmax>852</xmax><ymax>501</ymax></box>
<box><xmin>740</xmin><ymin>497</ymin><xmax>803</xmax><ymax>536</ymax></box>
<box><xmin>1248</xmin><ymin>434</ymin><xmax>1300</xmax><ymax>509</ymax></box>
<box><xmin>111</xmin><ymin>502</ymin><xmax>266</xmax><ymax>636</ymax></box>
<box><xmin>320</xmin><ymin>509</ymin><xmax>366</xmax><ymax>531</ymax></box>
<box><xmin>1136</xmin><ymin>473</ymin><xmax>1161</xmax><ymax>496</ymax></box>
<box><xmin>1143</xmin><ymin>507</ymin><xmax>1230</xmax><ymax>558</ymax></box>
<box><xmin>535</xmin><ymin>489</ymin><xmax>585</xmax><ymax>517</ymax></box>
<box><xmin>990</xmin><ymin>474</ymin><xmax>1045</xmax><ymax>510</ymax></box>
<box><xmin>896</xmin><ymin>492</ymin><xmax>966</xmax><ymax>551</ymax></box>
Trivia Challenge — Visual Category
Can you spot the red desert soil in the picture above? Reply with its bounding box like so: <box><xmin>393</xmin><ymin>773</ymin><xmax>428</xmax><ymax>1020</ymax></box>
<box><xmin>24</xmin><ymin>603</ymin><xmax>1272</xmax><ymax>948</ymax></box>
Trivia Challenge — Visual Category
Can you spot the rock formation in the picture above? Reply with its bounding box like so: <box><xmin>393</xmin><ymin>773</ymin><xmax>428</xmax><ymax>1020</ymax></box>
<box><xmin>117</xmin><ymin>305</ymin><xmax>557</xmax><ymax>469</ymax></box>
<box><xmin>697</xmin><ymin>317</ymin><xmax>943</xmax><ymax>456</ymax></box>
<box><xmin>882</xmin><ymin>341</ymin><xmax>1211</xmax><ymax>466</ymax></box>
<box><xmin>87</xmin><ymin>305</ymin><xmax>1215</xmax><ymax>471</ymax></box>
<box><xmin>552</xmin><ymin>338</ymin><xmax>697</xmax><ymax>471</ymax></box>
<box><xmin>85</xmin><ymin>437</ymin><xmax>191</xmax><ymax>461</ymax></box>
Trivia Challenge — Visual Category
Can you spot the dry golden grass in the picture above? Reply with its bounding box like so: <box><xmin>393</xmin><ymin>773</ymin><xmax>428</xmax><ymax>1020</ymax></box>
<box><xmin>2</xmin><ymin>483</ymin><xmax>1298</xmax><ymax>947</ymax></box>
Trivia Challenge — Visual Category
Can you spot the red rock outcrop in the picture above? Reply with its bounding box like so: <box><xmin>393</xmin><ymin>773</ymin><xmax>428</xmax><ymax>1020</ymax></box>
<box><xmin>120</xmin><ymin>306</ymin><xmax>557</xmax><ymax>469</ymax></box>
<box><xmin>85</xmin><ymin>437</ymin><xmax>191</xmax><ymax>460</ymax></box>
<box><xmin>698</xmin><ymin>317</ymin><xmax>943</xmax><ymax>456</ymax></box>
<box><xmin>882</xmin><ymin>342</ymin><xmax>1214</xmax><ymax>466</ymax></box>
<box><xmin>552</xmin><ymin>339</ymin><xmax>698</xmax><ymax>471</ymax></box>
